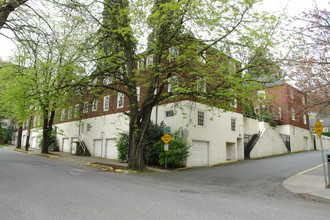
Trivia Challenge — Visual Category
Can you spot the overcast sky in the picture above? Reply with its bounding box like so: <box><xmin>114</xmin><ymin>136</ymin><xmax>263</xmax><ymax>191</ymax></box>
<box><xmin>0</xmin><ymin>0</ymin><xmax>328</xmax><ymax>61</ymax></box>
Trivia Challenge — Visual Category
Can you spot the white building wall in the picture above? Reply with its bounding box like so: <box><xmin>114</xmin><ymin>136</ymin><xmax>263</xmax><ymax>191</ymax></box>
<box><xmin>277</xmin><ymin>125</ymin><xmax>313</xmax><ymax>152</ymax></box>
<box><xmin>315</xmin><ymin>135</ymin><xmax>330</xmax><ymax>151</ymax></box>
<box><xmin>250</xmin><ymin>123</ymin><xmax>287</xmax><ymax>159</ymax></box>
<box><xmin>243</xmin><ymin>117</ymin><xmax>259</xmax><ymax>135</ymax></box>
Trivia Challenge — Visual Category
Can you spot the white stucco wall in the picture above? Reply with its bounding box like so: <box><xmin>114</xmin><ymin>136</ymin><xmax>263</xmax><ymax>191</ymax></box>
<box><xmin>315</xmin><ymin>135</ymin><xmax>330</xmax><ymax>151</ymax></box>
<box><xmin>243</xmin><ymin>117</ymin><xmax>259</xmax><ymax>135</ymax></box>
<box><xmin>250</xmin><ymin>124</ymin><xmax>288</xmax><ymax>159</ymax></box>
<box><xmin>277</xmin><ymin>125</ymin><xmax>313</xmax><ymax>152</ymax></box>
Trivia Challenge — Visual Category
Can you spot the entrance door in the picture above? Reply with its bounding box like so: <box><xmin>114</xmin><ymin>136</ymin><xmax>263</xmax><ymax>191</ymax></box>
<box><xmin>93</xmin><ymin>139</ymin><xmax>104</xmax><ymax>158</ymax></box>
<box><xmin>62</xmin><ymin>138</ymin><xmax>70</xmax><ymax>153</ymax></box>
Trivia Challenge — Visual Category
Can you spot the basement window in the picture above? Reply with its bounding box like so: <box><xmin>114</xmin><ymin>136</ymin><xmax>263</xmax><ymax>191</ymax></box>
<box><xmin>197</xmin><ymin>111</ymin><xmax>205</xmax><ymax>126</ymax></box>
<box><xmin>231</xmin><ymin>118</ymin><xmax>236</xmax><ymax>131</ymax></box>
<box><xmin>165</xmin><ymin>110</ymin><xmax>174</xmax><ymax>118</ymax></box>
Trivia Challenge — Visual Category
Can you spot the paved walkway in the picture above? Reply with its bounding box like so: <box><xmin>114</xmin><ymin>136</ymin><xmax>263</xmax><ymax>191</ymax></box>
<box><xmin>283</xmin><ymin>163</ymin><xmax>330</xmax><ymax>203</ymax></box>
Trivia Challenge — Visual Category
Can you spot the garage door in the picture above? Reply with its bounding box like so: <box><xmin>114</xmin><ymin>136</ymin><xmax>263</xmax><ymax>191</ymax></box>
<box><xmin>106</xmin><ymin>139</ymin><xmax>118</xmax><ymax>160</ymax></box>
<box><xmin>62</xmin><ymin>138</ymin><xmax>70</xmax><ymax>153</ymax></box>
<box><xmin>93</xmin><ymin>139</ymin><xmax>104</xmax><ymax>158</ymax></box>
<box><xmin>31</xmin><ymin>137</ymin><xmax>37</xmax><ymax>149</ymax></box>
<box><xmin>187</xmin><ymin>141</ymin><xmax>209</xmax><ymax>167</ymax></box>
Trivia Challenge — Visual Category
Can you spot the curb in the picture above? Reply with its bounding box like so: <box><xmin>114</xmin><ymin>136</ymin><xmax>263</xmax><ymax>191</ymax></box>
<box><xmin>35</xmin><ymin>153</ymin><xmax>59</xmax><ymax>159</ymax></box>
<box><xmin>14</xmin><ymin>149</ymin><xmax>32</xmax><ymax>154</ymax></box>
<box><xmin>298</xmin><ymin>192</ymin><xmax>330</xmax><ymax>204</ymax></box>
<box><xmin>86</xmin><ymin>163</ymin><xmax>138</xmax><ymax>173</ymax></box>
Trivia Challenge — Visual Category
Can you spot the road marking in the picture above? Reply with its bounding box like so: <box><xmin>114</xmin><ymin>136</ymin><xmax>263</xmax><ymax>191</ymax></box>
<box><xmin>298</xmin><ymin>163</ymin><xmax>327</xmax><ymax>175</ymax></box>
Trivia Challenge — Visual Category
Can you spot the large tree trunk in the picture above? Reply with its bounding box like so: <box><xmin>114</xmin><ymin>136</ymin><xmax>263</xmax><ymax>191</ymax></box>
<box><xmin>25</xmin><ymin>116</ymin><xmax>32</xmax><ymax>151</ymax></box>
<box><xmin>128</xmin><ymin>107</ymin><xmax>153</xmax><ymax>170</ymax></box>
<box><xmin>16</xmin><ymin>124</ymin><xmax>23</xmax><ymax>149</ymax></box>
<box><xmin>0</xmin><ymin>0</ymin><xmax>27</xmax><ymax>29</ymax></box>
<box><xmin>41</xmin><ymin>109</ymin><xmax>55</xmax><ymax>154</ymax></box>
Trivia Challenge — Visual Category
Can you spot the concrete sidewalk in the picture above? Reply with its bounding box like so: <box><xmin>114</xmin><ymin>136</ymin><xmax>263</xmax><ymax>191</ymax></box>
<box><xmin>283</xmin><ymin>163</ymin><xmax>330</xmax><ymax>203</ymax></box>
<box><xmin>5</xmin><ymin>145</ymin><xmax>169</xmax><ymax>173</ymax></box>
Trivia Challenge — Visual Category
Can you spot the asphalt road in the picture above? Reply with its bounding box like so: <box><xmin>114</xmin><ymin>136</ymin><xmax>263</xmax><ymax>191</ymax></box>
<box><xmin>0</xmin><ymin>148</ymin><xmax>329</xmax><ymax>220</ymax></box>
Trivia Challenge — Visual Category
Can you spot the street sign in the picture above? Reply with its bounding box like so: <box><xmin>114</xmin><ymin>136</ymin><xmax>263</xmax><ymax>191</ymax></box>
<box><xmin>161</xmin><ymin>133</ymin><xmax>172</xmax><ymax>144</ymax></box>
<box><xmin>314</xmin><ymin>120</ymin><xmax>324</xmax><ymax>137</ymax></box>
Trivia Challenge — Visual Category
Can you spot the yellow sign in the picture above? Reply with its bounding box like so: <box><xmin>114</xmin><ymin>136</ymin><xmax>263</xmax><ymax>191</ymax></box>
<box><xmin>314</xmin><ymin>120</ymin><xmax>324</xmax><ymax>137</ymax></box>
<box><xmin>161</xmin><ymin>133</ymin><xmax>172</xmax><ymax>144</ymax></box>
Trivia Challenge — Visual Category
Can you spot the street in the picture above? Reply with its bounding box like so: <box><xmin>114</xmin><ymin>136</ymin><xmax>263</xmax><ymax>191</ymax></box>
<box><xmin>0</xmin><ymin>148</ymin><xmax>329</xmax><ymax>220</ymax></box>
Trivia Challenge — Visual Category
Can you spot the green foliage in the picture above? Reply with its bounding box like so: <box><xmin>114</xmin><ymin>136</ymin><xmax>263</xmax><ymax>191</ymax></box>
<box><xmin>144</xmin><ymin>122</ymin><xmax>165</xmax><ymax>165</ymax></box>
<box><xmin>322</xmin><ymin>132</ymin><xmax>330</xmax><ymax>137</ymax></box>
<box><xmin>0</xmin><ymin>126</ymin><xmax>13</xmax><ymax>144</ymax></box>
<box><xmin>39</xmin><ymin>132</ymin><xmax>59</xmax><ymax>152</ymax></box>
<box><xmin>153</xmin><ymin>137</ymin><xmax>189</xmax><ymax>168</ymax></box>
<box><xmin>117</xmin><ymin>132</ymin><xmax>129</xmax><ymax>162</ymax></box>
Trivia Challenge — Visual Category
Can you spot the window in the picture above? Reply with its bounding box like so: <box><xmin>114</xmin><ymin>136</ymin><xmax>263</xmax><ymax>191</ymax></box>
<box><xmin>117</xmin><ymin>93</ymin><xmax>124</xmax><ymax>108</ymax></box>
<box><xmin>278</xmin><ymin>107</ymin><xmax>282</xmax><ymax>118</ymax></box>
<box><xmin>303</xmin><ymin>114</ymin><xmax>307</xmax><ymax>124</ymax></box>
<box><xmin>146</xmin><ymin>55</ymin><xmax>153</xmax><ymax>66</ymax></box>
<box><xmin>258</xmin><ymin>90</ymin><xmax>266</xmax><ymax>102</ymax></box>
<box><xmin>137</xmin><ymin>59</ymin><xmax>144</xmax><ymax>70</ymax></box>
<box><xmin>231</xmin><ymin>118</ymin><xmax>236</xmax><ymax>131</ymax></box>
<box><xmin>168</xmin><ymin>76</ymin><xmax>178</xmax><ymax>93</ymax></box>
<box><xmin>302</xmin><ymin>97</ymin><xmax>306</xmax><ymax>105</ymax></box>
<box><xmin>103</xmin><ymin>96</ymin><xmax>110</xmax><ymax>111</ymax></box>
<box><xmin>136</xmin><ymin>87</ymin><xmax>140</xmax><ymax>101</ymax></box>
<box><xmin>86</xmin><ymin>123</ymin><xmax>92</xmax><ymax>133</ymax></box>
<box><xmin>83</xmin><ymin>102</ymin><xmax>89</xmax><ymax>113</ymax></box>
<box><xmin>68</xmin><ymin>107</ymin><xmax>73</xmax><ymax>120</ymax></box>
<box><xmin>196</xmin><ymin>77</ymin><xmax>206</xmax><ymax>93</ymax></box>
<box><xmin>197</xmin><ymin>111</ymin><xmax>205</xmax><ymax>126</ymax></box>
<box><xmin>75</xmin><ymin>104</ymin><xmax>80</xmax><ymax>118</ymax></box>
<box><xmin>61</xmin><ymin>109</ymin><xmax>66</xmax><ymax>121</ymax></box>
<box><xmin>290</xmin><ymin>90</ymin><xmax>294</xmax><ymax>100</ymax></box>
<box><xmin>165</xmin><ymin>110</ymin><xmax>174</xmax><ymax>118</ymax></box>
<box><xmin>92</xmin><ymin>99</ymin><xmax>98</xmax><ymax>112</ymax></box>
<box><xmin>291</xmin><ymin>109</ymin><xmax>295</xmax><ymax>121</ymax></box>
<box><xmin>103</xmin><ymin>75</ymin><xmax>112</xmax><ymax>85</ymax></box>
<box><xmin>169</xmin><ymin>47</ymin><xmax>179</xmax><ymax>61</ymax></box>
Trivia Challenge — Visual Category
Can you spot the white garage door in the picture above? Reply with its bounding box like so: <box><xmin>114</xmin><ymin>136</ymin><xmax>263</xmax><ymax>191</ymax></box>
<box><xmin>106</xmin><ymin>139</ymin><xmax>118</xmax><ymax>160</ymax></box>
<box><xmin>93</xmin><ymin>139</ymin><xmax>105</xmax><ymax>158</ymax></box>
<box><xmin>31</xmin><ymin>137</ymin><xmax>37</xmax><ymax>149</ymax></box>
<box><xmin>187</xmin><ymin>141</ymin><xmax>209</xmax><ymax>167</ymax></box>
<box><xmin>62</xmin><ymin>138</ymin><xmax>70</xmax><ymax>153</ymax></box>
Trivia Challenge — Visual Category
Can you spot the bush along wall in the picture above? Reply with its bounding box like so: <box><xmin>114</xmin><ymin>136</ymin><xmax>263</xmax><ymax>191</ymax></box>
<box><xmin>116</xmin><ymin>122</ymin><xmax>189</xmax><ymax>168</ymax></box>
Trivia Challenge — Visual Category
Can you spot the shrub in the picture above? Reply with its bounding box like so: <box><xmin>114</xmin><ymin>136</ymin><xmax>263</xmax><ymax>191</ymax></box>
<box><xmin>117</xmin><ymin>132</ymin><xmax>129</xmax><ymax>162</ymax></box>
<box><xmin>153</xmin><ymin>137</ymin><xmax>189</xmax><ymax>168</ymax></box>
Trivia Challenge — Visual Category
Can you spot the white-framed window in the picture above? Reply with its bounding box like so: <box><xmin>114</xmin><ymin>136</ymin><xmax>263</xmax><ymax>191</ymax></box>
<box><xmin>92</xmin><ymin>78</ymin><xmax>97</xmax><ymax>85</ymax></box>
<box><xmin>169</xmin><ymin>46</ymin><xmax>179</xmax><ymax>61</ymax></box>
<box><xmin>278</xmin><ymin>107</ymin><xmax>282</xmax><ymax>118</ymax></box>
<box><xmin>165</xmin><ymin>110</ymin><xmax>174</xmax><ymax>118</ymax></box>
<box><xmin>37</xmin><ymin>116</ymin><xmax>41</xmax><ymax>126</ymax></box>
<box><xmin>103</xmin><ymin>96</ymin><xmax>110</xmax><ymax>111</ymax></box>
<box><xmin>68</xmin><ymin>107</ymin><xmax>73</xmax><ymax>120</ymax></box>
<box><xmin>258</xmin><ymin>90</ymin><xmax>266</xmax><ymax>102</ymax></box>
<box><xmin>197</xmin><ymin>111</ymin><xmax>205</xmax><ymax>126</ymax></box>
<box><xmin>168</xmin><ymin>76</ymin><xmax>178</xmax><ymax>93</ymax></box>
<box><xmin>231</xmin><ymin>118</ymin><xmax>236</xmax><ymax>131</ymax></box>
<box><xmin>86</xmin><ymin>123</ymin><xmax>92</xmax><ymax>133</ymax></box>
<box><xmin>75</xmin><ymin>104</ymin><xmax>80</xmax><ymax>118</ymax></box>
<box><xmin>117</xmin><ymin>92</ymin><xmax>124</xmax><ymax>109</ymax></box>
<box><xmin>83</xmin><ymin>102</ymin><xmax>89</xmax><ymax>113</ymax></box>
<box><xmin>291</xmin><ymin>109</ymin><xmax>295</xmax><ymax>121</ymax></box>
<box><xmin>34</xmin><ymin>116</ymin><xmax>37</xmax><ymax>126</ymax></box>
<box><xmin>136</xmin><ymin>87</ymin><xmax>140</xmax><ymax>101</ymax></box>
<box><xmin>61</xmin><ymin>109</ymin><xmax>66</xmax><ymax>121</ymax></box>
<box><xmin>92</xmin><ymin>99</ymin><xmax>98</xmax><ymax>112</ymax></box>
<box><xmin>302</xmin><ymin>96</ymin><xmax>306</xmax><ymax>105</ymax></box>
<box><xmin>303</xmin><ymin>114</ymin><xmax>307</xmax><ymax>124</ymax></box>
<box><xmin>290</xmin><ymin>90</ymin><xmax>294</xmax><ymax>100</ymax></box>
<box><xmin>146</xmin><ymin>55</ymin><xmax>153</xmax><ymax>66</ymax></box>
<box><xmin>103</xmin><ymin>75</ymin><xmax>112</xmax><ymax>85</ymax></box>
<box><xmin>197</xmin><ymin>77</ymin><xmax>206</xmax><ymax>93</ymax></box>
<box><xmin>137</xmin><ymin>59</ymin><xmax>144</xmax><ymax>70</ymax></box>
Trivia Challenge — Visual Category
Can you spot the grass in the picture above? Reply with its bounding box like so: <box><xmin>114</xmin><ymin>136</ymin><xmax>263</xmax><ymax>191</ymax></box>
<box><xmin>0</xmin><ymin>144</ymin><xmax>8</xmax><ymax>148</ymax></box>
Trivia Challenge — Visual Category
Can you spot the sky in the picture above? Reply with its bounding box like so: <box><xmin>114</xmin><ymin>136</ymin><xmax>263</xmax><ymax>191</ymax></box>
<box><xmin>0</xmin><ymin>0</ymin><xmax>329</xmax><ymax>61</ymax></box>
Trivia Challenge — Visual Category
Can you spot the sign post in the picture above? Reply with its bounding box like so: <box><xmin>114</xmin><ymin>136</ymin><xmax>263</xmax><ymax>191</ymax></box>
<box><xmin>161</xmin><ymin>133</ymin><xmax>172</xmax><ymax>169</ymax></box>
<box><xmin>314</xmin><ymin>120</ymin><xmax>328</xmax><ymax>187</ymax></box>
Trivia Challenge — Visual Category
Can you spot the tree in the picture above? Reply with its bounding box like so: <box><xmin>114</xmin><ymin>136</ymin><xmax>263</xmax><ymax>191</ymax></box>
<box><xmin>0</xmin><ymin>1</ymin><xmax>93</xmax><ymax>153</ymax></box>
<box><xmin>285</xmin><ymin>3</ymin><xmax>330</xmax><ymax>116</ymax></box>
<box><xmin>74</xmin><ymin>0</ymin><xmax>280</xmax><ymax>170</ymax></box>
<box><xmin>0</xmin><ymin>0</ymin><xmax>27</xmax><ymax>29</ymax></box>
